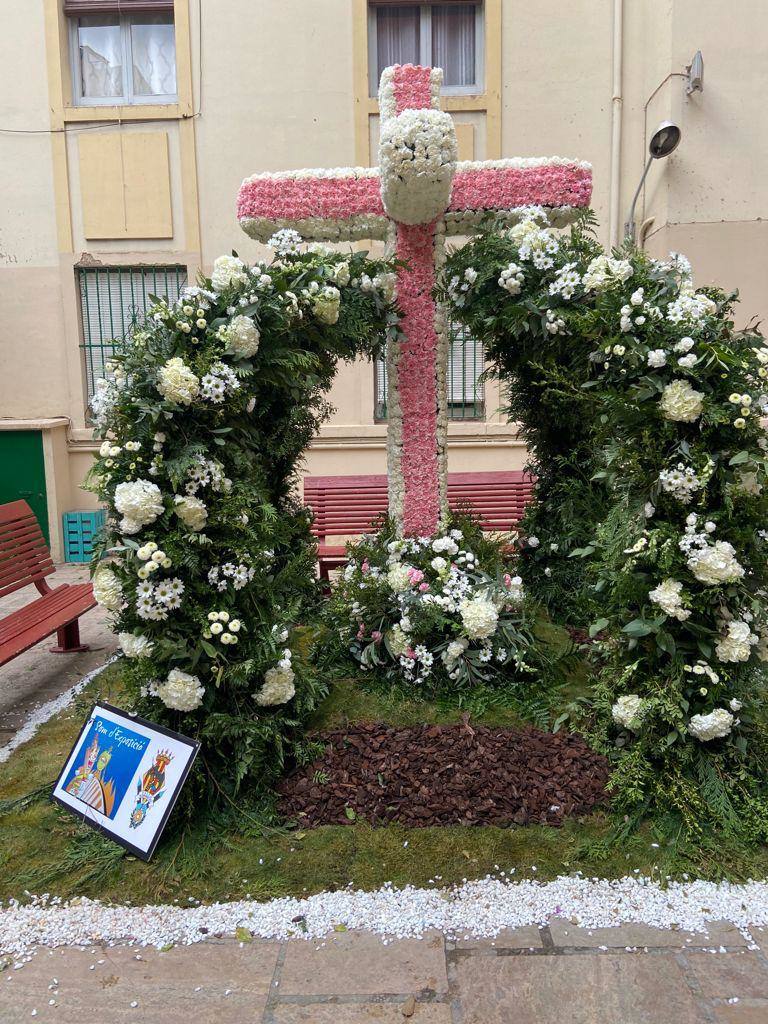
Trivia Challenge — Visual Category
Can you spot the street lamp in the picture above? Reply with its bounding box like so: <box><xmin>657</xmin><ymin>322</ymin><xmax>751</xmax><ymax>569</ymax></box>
<box><xmin>624</xmin><ymin>121</ymin><xmax>682</xmax><ymax>243</ymax></box>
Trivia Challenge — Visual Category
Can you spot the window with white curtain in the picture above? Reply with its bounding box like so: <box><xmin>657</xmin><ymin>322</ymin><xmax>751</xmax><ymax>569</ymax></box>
<box><xmin>68</xmin><ymin>8</ymin><xmax>177</xmax><ymax>105</ymax></box>
<box><xmin>368</xmin><ymin>3</ymin><xmax>483</xmax><ymax>95</ymax></box>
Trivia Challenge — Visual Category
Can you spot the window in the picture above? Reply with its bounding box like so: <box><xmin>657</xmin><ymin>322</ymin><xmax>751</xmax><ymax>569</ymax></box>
<box><xmin>66</xmin><ymin>1</ymin><xmax>177</xmax><ymax>105</ymax></box>
<box><xmin>368</xmin><ymin>2</ymin><xmax>483</xmax><ymax>96</ymax></box>
<box><xmin>375</xmin><ymin>321</ymin><xmax>485</xmax><ymax>421</ymax></box>
<box><xmin>78</xmin><ymin>265</ymin><xmax>186</xmax><ymax>402</ymax></box>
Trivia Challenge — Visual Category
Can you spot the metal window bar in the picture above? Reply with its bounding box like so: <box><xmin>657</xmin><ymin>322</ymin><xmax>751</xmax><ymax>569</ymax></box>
<box><xmin>374</xmin><ymin>320</ymin><xmax>485</xmax><ymax>421</ymax></box>
<box><xmin>78</xmin><ymin>265</ymin><xmax>186</xmax><ymax>402</ymax></box>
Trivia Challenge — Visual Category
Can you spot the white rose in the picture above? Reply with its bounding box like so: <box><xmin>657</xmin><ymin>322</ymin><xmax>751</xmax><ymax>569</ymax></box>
<box><xmin>211</xmin><ymin>254</ymin><xmax>248</xmax><ymax>292</ymax></box>
<box><xmin>118</xmin><ymin>632</ymin><xmax>154</xmax><ymax>659</ymax></box>
<box><xmin>156</xmin><ymin>668</ymin><xmax>205</xmax><ymax>712</ymax></box>
<box><xmin>687</xmin><ymin>708</ymin><xmax>734</xmax><ymax>741</ymax></box>
<box><xmin>156</xmin><ymin>357</ymin><xmax>200</xmax><ymax>406</ymax></box>
<box><xmin>647</xmin><ymin>349</ymin><xmax>667</xmax><ymax>368</ymax></box>
<box><xmin>174</xmin><ymin>495</ymin><xmax>208</xmax><ymax>532</ymax></box>
<box><xmin>92</xmin><ymin>565</ymin><xmax>123</xmax><ymax>612</ymax></box>
<box><xmin>114</xmin><ymin>479</ymin><xmax>164</xmax><ymax>535</ymax></box>
<box><xmin>659</xmin><ymin>379</ymin><xmax>704</xmax><ymax>423</ymax></box>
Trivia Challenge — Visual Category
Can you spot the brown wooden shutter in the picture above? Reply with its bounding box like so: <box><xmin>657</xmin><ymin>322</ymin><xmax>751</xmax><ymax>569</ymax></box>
<box><xmin>63</xmin><ymin>0</ymin><xmax>174</xmax><ymax>15</ymax></box>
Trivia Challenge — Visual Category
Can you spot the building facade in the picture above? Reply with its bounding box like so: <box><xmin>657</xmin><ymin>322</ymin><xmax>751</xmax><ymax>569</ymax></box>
<box><xmin>2</xmin><ymin>0</ymin><xmax>767</xmax><ymax>558</ymax></box>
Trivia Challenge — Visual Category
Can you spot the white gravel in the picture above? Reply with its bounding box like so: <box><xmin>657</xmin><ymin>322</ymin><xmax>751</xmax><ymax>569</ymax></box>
<box><xmin>0</xmin><ymin>657</ymin><xmax>116</xmax><ymax>766</ymax></box>
<box><xmin>1</xmin><ymin>874</ymin><xmax>766</xmax><ymax>960</ymax></box>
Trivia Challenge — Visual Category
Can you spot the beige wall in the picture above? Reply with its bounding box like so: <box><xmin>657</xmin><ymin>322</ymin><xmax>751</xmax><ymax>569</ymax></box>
<box><xmin>1</xmin><ymin>0</ymin><xmax>767</xmax><ymax>554</ymax></box>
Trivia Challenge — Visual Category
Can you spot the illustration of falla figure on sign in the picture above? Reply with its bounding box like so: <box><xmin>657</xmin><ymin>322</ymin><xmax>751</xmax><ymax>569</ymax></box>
<box><xmin>130</xmin><ymin>748</ymin><xmax>173</xmax><ymax>829</ymax></box>
<box><xmin>64</xmin><ymin>734</ymin><xmax>117</xmax><ymax>816</ymax></box>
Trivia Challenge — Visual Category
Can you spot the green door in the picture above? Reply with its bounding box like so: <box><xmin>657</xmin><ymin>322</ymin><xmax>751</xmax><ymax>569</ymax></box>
<box><xmin>0</xmin><ymin>430</ymin><xmax>49</xmax><ymax>546</ymax></box>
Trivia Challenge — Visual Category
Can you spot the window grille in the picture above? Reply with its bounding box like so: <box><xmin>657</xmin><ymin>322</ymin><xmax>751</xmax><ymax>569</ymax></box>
<box><xmin>375</xmin><ymin>320</ymin><xmax>485</xmax><ymax>421</ymax></box>
<box><xmin>77</xmin><ymin>264</ymin><xmax>186</xmax><ymax>402</ymax></box>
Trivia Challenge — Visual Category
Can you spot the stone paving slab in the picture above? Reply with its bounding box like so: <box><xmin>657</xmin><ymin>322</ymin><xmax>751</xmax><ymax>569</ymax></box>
<box><xmin>0</xmin><ymin>564</ymin><xmax>116</xmax><ymax>748</ymax></box>
<box><xmin>456</xmin><ymin>953</ymin><xmax>705</xmax><ymax>1024</ymax></box>
<box><xmin>548</xmin><ymin>918</ymin><xmax>747</xmax><ymax>949</ymax></box>
<box><xmin>278</xmin><ymin>931</ymin><xmax>447</xmax><ymax>997</ymax></box>
<box><xmin>4</xmin><ymin>931</ymin><xmax>768</xmax><ymax>1023</ymax></box>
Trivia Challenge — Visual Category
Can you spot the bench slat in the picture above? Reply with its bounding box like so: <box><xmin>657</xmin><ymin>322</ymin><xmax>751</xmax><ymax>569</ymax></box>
<box><xmin>0</xmin><ymin>500</ymin><xmax>57</xmax><ymax>599</ymax></box>
<box><xmin>0</xmin><ymin>583</ymin><xmax>96</xmax><ymax>666</ymax></box>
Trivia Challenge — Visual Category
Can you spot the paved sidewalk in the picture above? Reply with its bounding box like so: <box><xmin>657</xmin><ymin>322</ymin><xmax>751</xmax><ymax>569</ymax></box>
<box><xmin>0</xmin><ymin>564</ymin><xmax>116</xmax><ymax>747</ymax></box>
<box><xmin>3</xmin><ymin>922</ymin><xmax>768</xmax><ymax>1023</ymax></box>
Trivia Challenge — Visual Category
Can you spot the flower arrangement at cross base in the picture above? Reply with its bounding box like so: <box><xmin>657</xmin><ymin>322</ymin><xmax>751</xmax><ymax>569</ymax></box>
<box><xmin>326</xmin><ymin>515</ymin><xmax>541</xmax><ymax>695</ymax></box>
<box><xmin>88</xmin><ymin>239</ymin><xmax>398</xmax><ymax>806</ymax></box>
<box><xmin>443</xmin><ymin>208</ymin><xmax>768</xmax><ymax>838</ymax></box>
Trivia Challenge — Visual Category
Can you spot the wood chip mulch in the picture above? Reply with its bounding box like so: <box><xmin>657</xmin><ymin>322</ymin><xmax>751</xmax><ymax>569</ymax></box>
<box><xmin>278</xmin><ymin>722</ymin><xmax>609</xmax><ymax>828</ymax></box>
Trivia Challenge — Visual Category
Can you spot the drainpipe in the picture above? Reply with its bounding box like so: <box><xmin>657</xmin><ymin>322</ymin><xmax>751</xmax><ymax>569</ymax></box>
<box><xmin>608</xmin><ymin>0</ymin><xmax>624</xmax><ymax>250</ymax></box>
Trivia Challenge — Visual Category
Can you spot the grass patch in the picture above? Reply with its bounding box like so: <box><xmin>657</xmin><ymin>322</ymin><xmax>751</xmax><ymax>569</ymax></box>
<box><xmin>2</xmin><ymin>662</ymin><xmax>768</xmax><ymax>906</ymax></box>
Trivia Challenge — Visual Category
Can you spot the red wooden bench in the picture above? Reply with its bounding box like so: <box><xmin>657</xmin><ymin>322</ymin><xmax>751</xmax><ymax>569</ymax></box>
<box><xmin>0</xmin><ymin>500</ymin><xmax>97</xmax><ymax>666</ymax></box>
<box><xmin>304</xmin><ymin>471</ymin><xmax>536</xmax><ymax>578</ymax></box>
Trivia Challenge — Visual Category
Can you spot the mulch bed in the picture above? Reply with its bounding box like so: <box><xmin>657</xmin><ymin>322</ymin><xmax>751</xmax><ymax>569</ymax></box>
<box><xmin>278</xmin><ymin>722</ymin><xmax>609</xmax><ymax>828</ymax></box>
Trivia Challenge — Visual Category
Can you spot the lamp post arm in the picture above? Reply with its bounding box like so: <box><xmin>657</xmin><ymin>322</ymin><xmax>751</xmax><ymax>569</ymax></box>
<box><xmin>624</xmin><ymin>153</ymin><xmax>654</xmax><ymax>243</ymax></box>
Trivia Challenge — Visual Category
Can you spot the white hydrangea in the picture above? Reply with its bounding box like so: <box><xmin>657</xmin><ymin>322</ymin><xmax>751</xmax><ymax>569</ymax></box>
<box><xmin>666</xmin><ymin>290</ymin><xmax>717</xmax><ymax>325</ymax></box>
<box><xmin>648</xmin><ymin>579</ymin><xmax>690</xmax><ymax>621</ymax></box>
<box><xmin>156</xmin><ymin>357</ymin><xmax>200</xmax><ymax>405</ymax></box>
<box><xmin>211</xmin><ymin>254</ymin><xmax>248</xmax><ymax>292</ymax></box>
<box><xmin>219</xmin><ymin>315</ymin><xmax>260</xmax><ymax>359</ymax></box>
<box><xmin>155</xmin><ymin>668</ymin><xmax>205</xmax><ymax>712</ymax></box>
<box><xmin>387</xmin><ymin>563</ymin><xmax>413</xmax><ymax>593</ymax></box>
<box><xmin>254</xmin><ymin>663</ymin><xmax>296</xmax><ymax>706</ymax></box>
<box><xmin>114</xmin><ymin>479</ymin><xmax>164</xmax><ymax>535</ymax></box>
<box><xmin>611</xmin><ymin>694</ymin><xmax>646</xmax><ymax>731</ymax></box>
<box><xmin>582</xmin><ymin>254</ymin><xmax>633</xmax><ymax>291</ymax></box>
<box><xmin>173</xmin><ymin>494</ymin><xmax>208</xmax><ymax>532</ymax></box>
<box><xmin>387</xmin><ymin>624</ymin><xmax>411</xmax><ymax>657</ymax></box>
<box><xmin>687</xmin><ymin>540</ymin><xmax>745</xmax><ymax>585</ymax></box>
<box><xmin>687</xmin><ymin>708</ymin><xmax>734</xmax><ymax>741</ymax></box>
<box><xmin>311</xmin><ymin>285</ymin><xmax>341</xmax><ymax>325</ymax></box>
<box><xmin>659</xmin><ymin>379</ymin><xmax>704</xmax><ymax>423</ymax></box>
<box><xmin>92</xmin><ymin>566</ymin><xmax>123</xmax><ymax>612</ymax></box>
<box><xmin>498</xmin><ymin>262</ymin><xmax>525</xmax><ymax>295</ymax></box>
<box><xmin>459</xmin><ymin>596</ymin><xmax>499</xmax><ymax>640</ymax></box>
<box><xmin>504</xmin><ymin>575</ymin><xmax>525</xmax><ymax>603</ymax></box>
<box><xmin>118</xmin><ymin>632</ymin><xmax>154</xmax><ymax>658</ymax></box>
<box><xmin>715</xmin><ymin>620</ymin><xmax>759</xmax><ymax>663</ymax></box>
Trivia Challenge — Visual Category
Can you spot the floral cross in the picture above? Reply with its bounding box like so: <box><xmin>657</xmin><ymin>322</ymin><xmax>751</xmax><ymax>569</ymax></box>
<box><xmin>237</xmin><ymin>64</ymin><xmax>592</xmax><ymax>536</ymax></box>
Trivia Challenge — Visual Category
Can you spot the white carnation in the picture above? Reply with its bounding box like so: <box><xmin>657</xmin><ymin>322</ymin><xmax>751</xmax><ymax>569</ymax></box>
<box><xmin>715</xmin><ymin>620</ymin><xmax>758</xmax><ymax>663</ymax></box>
<box><xmin>648</xmin><ymin>578</ymin><xmax>690</xmax><ymax>621</ymax></box>
<box><xmin>173</xmin><ymin>494</ymin><xmax>208</xmax><ymax>532</ymax></box>
<box><xmin>92</xmin><ymin>566</ymin><xmax>123</xmax><ymax>612</ymax></box>
<box><xmin>211</xmin><ymin>254</ymin><xmax>248</xmax><ymax>292</ymax></box>
<box><xmin>611</xmin><ymin>694</ymin><xmax>646</xmax><ymax>731</ymax></box>
<box><xmin>687</xmin><ymin>708</ymin><xmax>734</xmax><ymax>741</ymax></box>
<box><xmin>155</xmin><ymin>668</ymin><xmax>205</xmax><ymax>712</ymax></box>
<box><xmin>254</xmin><ymin>665</ymin><xmax>296</xmax><ymax>706</ymax></box>
<box><xmin>156</xmin><ymin>357</ymin><xmax>200</xmax><ymax>406</ymax></box>
<box><xmin>220</xmin><ymin>315</ymin><xmax>260</xmax><ymax>359</ymax></box>
<box><xmin>659</xmin><ymin>379</ymin><xmax>704</xmax><ymax>422</ymax></box>
<box><xmin>114</xmin><ymin>479</ymin><xmax>164</xmax><ymax>535</ymax></box>
<box><xmin>118</xmin><ymin>632</ymin><xmax>154</xmax><ymax>658</ymax></box>
<box><xmin>459</xmin><ymin>596</ymin><xmax>499</xmax><ymax>640</ymax></box>
<box><xmin>687</xmin><ymin>540</ymin><xmax>745</xmax><ymax>585</ymax></box>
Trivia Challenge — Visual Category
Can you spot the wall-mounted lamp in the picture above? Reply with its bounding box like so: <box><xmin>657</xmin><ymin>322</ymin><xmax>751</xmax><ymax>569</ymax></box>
<box><xmin>686</xmin><ymin>51</ymin><xmax>704</xmax><ymax>95</ymax></box>
<box><xmin>624</xmin><ymin>121</ymin><xmax>682</xmax><ymax>243</ymax></box>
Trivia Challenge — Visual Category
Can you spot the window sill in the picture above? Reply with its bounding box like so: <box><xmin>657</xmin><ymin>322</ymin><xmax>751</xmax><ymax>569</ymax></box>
<box><xmin>63</xmin><ymin>101</ymin><xmax>191</xmax><ymax>123</ymax></box>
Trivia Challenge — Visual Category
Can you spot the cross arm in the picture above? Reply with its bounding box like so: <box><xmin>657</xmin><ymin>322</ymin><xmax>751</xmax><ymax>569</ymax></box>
<box><xmin>237</xmin><ymin>167</ymin><xmax>389</xmax><ymax>243</ymax></box>
<box><xmin>444</xmin><ymin>157</ymin><xmax>592</xmax><ymax>235</ymax></box>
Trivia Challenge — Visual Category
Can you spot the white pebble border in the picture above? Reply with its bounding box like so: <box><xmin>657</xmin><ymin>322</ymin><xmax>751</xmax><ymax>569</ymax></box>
<box><xmin>2</xmin><ymin>874</ymin><xmax>767</xmax><ymax>961</ymax></box>
<box><xmin>0</xmin><ymin>657</ymin><xmax>116</xmax><ymax>766</ymax></box>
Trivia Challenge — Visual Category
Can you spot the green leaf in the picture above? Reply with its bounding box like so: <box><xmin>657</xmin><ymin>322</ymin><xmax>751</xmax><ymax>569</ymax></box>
<box><xmin>622</xmin><ymin>619</ymin><xmax>657</xmax><ymax>638</ymax></box>
<box><xmin>589</xmin><ymin>618</ymin><xmax>610</xmax><ymax>637</ymax></box>
<box><xmin>235</xmin><ymin>927</ymin><xmax>252</xmax><ymax>943</ymax></box>
<box><xmin>200</xmin><ymin>640</ymin><xmax>218</xmax><ymax>659</ymax></box>
<box><xmin>729</xmin><ymin>451</ymin><xmax>751</xmax><ymax>466</ymax></box>
<box><xmin>656</xmin><ymin>631</ymin><xmax>676</xmax><ymax>656</ymax></box>
<box><xmin>344</xmin><ymin>806</ymin><xmax>357</xmax><ymax>821</ymax></box>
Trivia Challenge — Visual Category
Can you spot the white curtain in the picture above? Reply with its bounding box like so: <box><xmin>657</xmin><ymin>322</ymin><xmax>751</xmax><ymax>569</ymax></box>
<box><xmin>131</xmin><ymin>15</ymin><xmax>177</xmax><ymax>97</ymax></box>
<box><xmin>376</xmin><ymin>6</ymin><xmax>421</xmax><ymax>82</ymax></box>
<box><xmin>432</xmin><ymin>4</ymin><xmax>476</xmax><ymax>87</ymax></box>
<box><xmin>78</xmin><ymin>17</ymin><xmax>123</xmax><ymax>99</ymax></box>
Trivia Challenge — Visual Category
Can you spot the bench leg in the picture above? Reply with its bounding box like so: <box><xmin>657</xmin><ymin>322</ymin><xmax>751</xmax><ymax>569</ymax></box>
<box><xmin>50</xmin><ymin>619</ymin><xmax>89</xmax><ymax>654</ymax></box>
